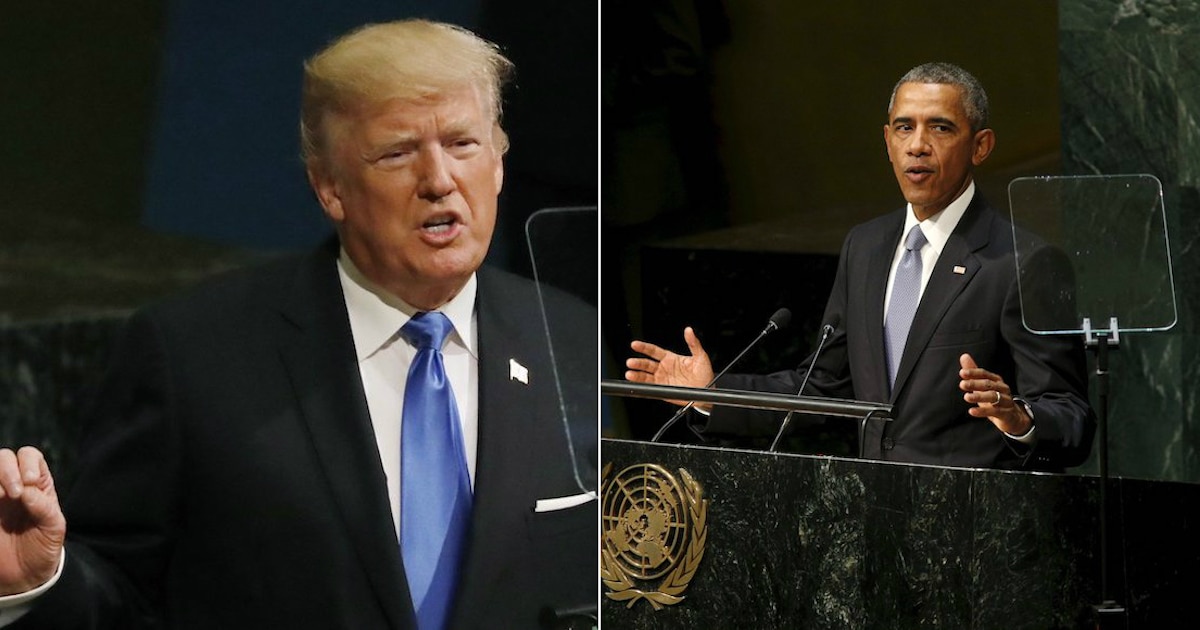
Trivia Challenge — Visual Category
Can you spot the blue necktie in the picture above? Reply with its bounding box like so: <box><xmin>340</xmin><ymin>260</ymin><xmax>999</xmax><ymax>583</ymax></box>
<box><xmin>400</xmin><ymin>312</ymin><xmax>472</xmax><ymax>630</ymax></box>
<box><xmin>885</xmin><ymin>225</ymin><xmax>927</xmax><ymax>389</ymax></box>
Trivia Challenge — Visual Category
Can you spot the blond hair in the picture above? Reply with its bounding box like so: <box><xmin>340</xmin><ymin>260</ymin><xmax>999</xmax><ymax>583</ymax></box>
<box><xmin>300</xmin><ymin>19</ymin><xmax>514</xmax><ymax>168</ymax></box>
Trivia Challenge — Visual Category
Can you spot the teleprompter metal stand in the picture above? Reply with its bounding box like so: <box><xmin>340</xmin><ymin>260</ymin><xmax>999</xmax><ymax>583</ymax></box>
<box><xmin>1084</xmin><ymin>317</ymin><xmax>1125</xmax><ymax>627</ymax></box>
<box><xmin>1008</xmin><ymin>174</ymin><xmax>1178</xmax><ymax>629</ymax></box>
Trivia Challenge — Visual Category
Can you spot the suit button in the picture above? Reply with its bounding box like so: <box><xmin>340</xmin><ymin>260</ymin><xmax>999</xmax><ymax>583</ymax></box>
<box><xmin>882</xmin><ymin>437</ymin><xmax>895</xmax><ymax>450</ymax></box>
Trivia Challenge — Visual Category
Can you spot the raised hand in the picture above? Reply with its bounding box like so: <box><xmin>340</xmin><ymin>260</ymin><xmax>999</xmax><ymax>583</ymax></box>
<box><xmin>959</xmin><ymin>353</ymin><xmax>1032</xmax><ymax>436</ymax></box>
<box><xmin>0</xmin><ymin>446</ymin><xmax>66</xmax><ymax>596</ymax></box>
<box><xmin>625</xmin><ymin>327</ymin><xmax>715</xmax><ymax>407</ymax></box>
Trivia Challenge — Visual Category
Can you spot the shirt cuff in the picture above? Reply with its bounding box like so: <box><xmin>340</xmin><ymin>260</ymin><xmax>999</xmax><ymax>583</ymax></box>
<box><xmin>1004</xmin><ymin>397</ymin><xmax>1036</xmax><ymax>444</ymax></box>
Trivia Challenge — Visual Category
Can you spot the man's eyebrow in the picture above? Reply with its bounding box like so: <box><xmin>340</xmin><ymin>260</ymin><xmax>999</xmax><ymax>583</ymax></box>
<box><xmin>380</xmin><ymin>135</ymin><xmax>420</xmax><ymax>149</ymax></box>
<box><xmin>888</xmin><ymin>115</ymin><xmax>959</xmax><ymax>127</ymax></box>
<box><xmin>360</xmin><ymin>135</ymin><xmax>419</xmax><ymax>161</ymax></box>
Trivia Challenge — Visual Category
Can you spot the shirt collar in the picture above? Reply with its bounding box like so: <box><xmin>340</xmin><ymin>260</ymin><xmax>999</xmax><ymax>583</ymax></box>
<box><xmin>337</xmin><ymin>249</ymin><xmax>478</xmax><ymax>362</ymax></box>
<box><xmin>902</xmin><ymin>180</ymin><xmax>975</xmax><ymax>254</ymax></box>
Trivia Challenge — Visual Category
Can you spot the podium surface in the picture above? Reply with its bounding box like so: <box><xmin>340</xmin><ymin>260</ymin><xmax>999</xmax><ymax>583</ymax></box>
<box><xmin>600</xmin><ymin>439</ymin><xmax>1197</xmax><ymax>629</ymax></box>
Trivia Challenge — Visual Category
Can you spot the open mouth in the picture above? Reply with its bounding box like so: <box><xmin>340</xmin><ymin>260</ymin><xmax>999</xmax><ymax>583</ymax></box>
<box><xmin>423</xmin><ymin>215</ymin><xmax>458</xmax><ymax>233</ymax></box>
<box><xmin>419</xmin><ymin>212</ymin><xmax>464</xmax><ymax>244</ymax></box>
<box><xmin>904</xmin><ymin>166</ymin><xmax>934</xmax><ymax>182</ymax></box>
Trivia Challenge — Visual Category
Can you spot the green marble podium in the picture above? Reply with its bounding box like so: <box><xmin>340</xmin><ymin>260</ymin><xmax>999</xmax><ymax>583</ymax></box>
<box><xmin>600</xmin><ymin>438</ymin><xmax>1198</xmax><ymax>629</ymax></box>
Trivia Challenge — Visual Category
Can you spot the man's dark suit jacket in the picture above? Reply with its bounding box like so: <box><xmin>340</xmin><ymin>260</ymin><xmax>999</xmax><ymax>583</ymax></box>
<box><xmin>16</xmin><ymin>239</ymin><xmax>597</xmax><ymax>629</ymax></box>
<box><xmin>706</xmin><ymin>194</ymin><xmax>1095</xmax><ymax>470</ymax></box>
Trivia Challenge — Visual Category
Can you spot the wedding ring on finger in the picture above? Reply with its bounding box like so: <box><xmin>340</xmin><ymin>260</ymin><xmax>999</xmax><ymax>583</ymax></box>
<box><xmin>993</xmin><ymin>390</ymin><xmax>1001</xmax><ymax>404</ymax></box>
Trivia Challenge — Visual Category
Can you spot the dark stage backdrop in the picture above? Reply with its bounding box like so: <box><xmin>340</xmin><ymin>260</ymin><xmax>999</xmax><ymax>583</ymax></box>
<box><xmin>0</xmin><ymin>0</ymin><xmax>596</xmax><ymax>485</ymax></box>
<box><xmin>603</xmin><ymin>0</ymin><xmax>1200</xmax><ymax>485</ymax></box>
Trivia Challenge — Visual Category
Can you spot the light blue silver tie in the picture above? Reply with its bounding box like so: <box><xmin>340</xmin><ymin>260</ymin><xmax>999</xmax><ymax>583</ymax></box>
<box><xmin>400</xmin><ymin>312</ymin><xmax>472</xmax><ymax>630</ymax></box>
<box><xmin>885</xmin><ymin>225</ymin><xmax>927</xmax><ymax>390</ymax></box>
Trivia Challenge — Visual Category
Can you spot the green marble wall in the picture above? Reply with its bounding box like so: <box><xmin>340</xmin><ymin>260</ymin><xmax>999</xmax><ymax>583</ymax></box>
<box><xmin>1059</xmin><ymin>0</ymin><xmax>1200</xmax><ymax>482</ymax></box>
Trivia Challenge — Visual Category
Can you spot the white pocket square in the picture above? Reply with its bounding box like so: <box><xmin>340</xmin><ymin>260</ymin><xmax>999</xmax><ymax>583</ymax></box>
<box><xmin>534</xmin><ymin>492</ymin><xmax>597</xmax><ymax>513</ymax></box>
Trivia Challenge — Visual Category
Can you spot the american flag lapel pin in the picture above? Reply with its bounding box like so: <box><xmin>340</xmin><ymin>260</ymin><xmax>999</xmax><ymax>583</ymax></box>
<box><xmin>509</xmin><ymin>358</ymin><xmax>529</xmax><ymax>385</ymax></box>
<box><xmin>953</xmin><ymin>265</ymin><xmax>966</xmax><ymax>275</ymax></box>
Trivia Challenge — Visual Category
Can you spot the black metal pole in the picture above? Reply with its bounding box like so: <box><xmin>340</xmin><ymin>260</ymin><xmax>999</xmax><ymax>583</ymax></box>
<box><xmin>1096</xmin><ymin>336</ymin><xmax>1111</xmax><ymax>599</ymax></box>
<box><xmin>1090</xmin><ymin>332</ymin><xmax>1125</xmax><ymax>627</ymax></box>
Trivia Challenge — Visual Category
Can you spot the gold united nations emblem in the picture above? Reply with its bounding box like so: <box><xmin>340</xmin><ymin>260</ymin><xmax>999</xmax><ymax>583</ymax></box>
<box><xmin>600</xmin><ymin>462</ymin><xmax>708</xmax><ymax>610</ymax></box>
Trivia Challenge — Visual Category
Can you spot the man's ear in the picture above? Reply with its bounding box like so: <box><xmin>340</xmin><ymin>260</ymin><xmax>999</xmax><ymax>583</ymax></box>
<box><xmin>493</xmin><ymin>153</ymin><xmax>504</xmax><ymax>193</ymax></box>
<box><xmin>492</xmin><ymin>124</ymin><xmax>506</xmax><ymax>192</ymax></box>
<box><xmin>972</xmin><ymin>128</ymin><xmax>996</xmax><ymax>166</ymax></box>
<box><xmin>307</xmin><ymin>161</ymin><xmax>345</xmax><ymax>222</ymax></box>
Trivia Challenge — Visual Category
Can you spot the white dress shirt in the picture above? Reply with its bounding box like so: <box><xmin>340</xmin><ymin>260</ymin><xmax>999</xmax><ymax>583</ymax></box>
<box><xmin>882</xmin><ymin>181</ymin><xmax>974</xmax><ymax>319</ymax></box>
<box><xmin>337</xmin><ymin>250</ymin><xmax>479</xmax><ymax>538</ymax></box>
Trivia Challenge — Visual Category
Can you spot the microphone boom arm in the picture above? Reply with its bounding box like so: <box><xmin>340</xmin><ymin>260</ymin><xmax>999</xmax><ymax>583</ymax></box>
<box><xmin>769</xmin><ymin>323</ymin><xmax>834</xmax><ymax>452</ymax></box>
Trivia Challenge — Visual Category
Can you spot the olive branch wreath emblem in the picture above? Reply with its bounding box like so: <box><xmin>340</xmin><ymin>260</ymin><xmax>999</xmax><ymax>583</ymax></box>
<box><xmin>600</xmin><ymin>463</ymin><xmax>709</xmax><ymax>610</ymax></box>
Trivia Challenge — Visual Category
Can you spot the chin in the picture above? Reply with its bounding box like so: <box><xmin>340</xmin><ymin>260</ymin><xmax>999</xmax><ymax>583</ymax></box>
<box><xmin>424</xmin><ymin>252</ymin><xmax>485</xmax><ymax>282</ymax></box>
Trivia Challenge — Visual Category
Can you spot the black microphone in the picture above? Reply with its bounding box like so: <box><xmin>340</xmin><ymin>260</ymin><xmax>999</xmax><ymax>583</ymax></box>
<box><xmin>768</xmin><ymin>314</ymin><xmax>840</xmax><ymax>452</ymax></box>
<box><xmin>650</xmin><ymin>308</ymin><xmax>791</xmax><ymax>443</ymax></box>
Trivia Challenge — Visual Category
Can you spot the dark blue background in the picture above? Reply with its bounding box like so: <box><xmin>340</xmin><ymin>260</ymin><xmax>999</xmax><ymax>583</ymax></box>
<box><xmin>141</xmin><ymin>0</ymin><xmax>596</xmax><ymax>275</ymax></box>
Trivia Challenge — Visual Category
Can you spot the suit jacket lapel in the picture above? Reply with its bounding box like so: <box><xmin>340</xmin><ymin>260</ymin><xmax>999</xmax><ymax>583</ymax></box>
<box><xmin>892</xmin><ymin>197</ymin><xmax>992</xmax><ymax>398</ymax></box>
<box><xmin>276</xmin><ymin>241</ymin><xmax>413</xmax><ymax>628</ymax></box>
<box><xmin>865</xmin><ymin>213</ymin><xmax>903</xmax><ymax>400</ymax></box>
<box><xmin>452</xmin><ymin>268</ymin><xmax>551</xmax><ymax>621</ymax></box>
